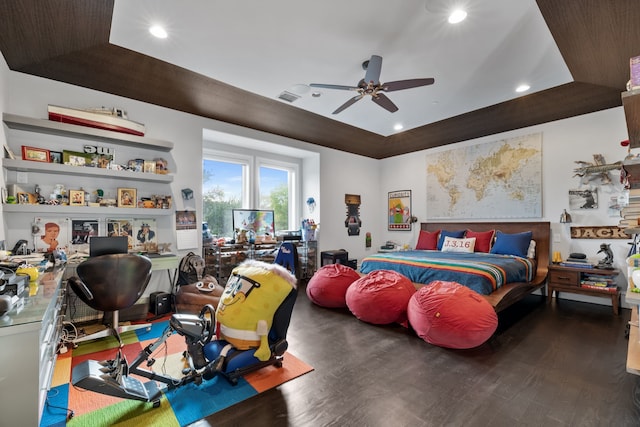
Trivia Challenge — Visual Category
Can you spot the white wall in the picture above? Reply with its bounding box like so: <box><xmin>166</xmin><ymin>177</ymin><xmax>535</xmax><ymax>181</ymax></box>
<box><xmin>0</xmin><ymin>68</ymin><xmax>633</xmax><ymax>308</ymax></box>
<box><xmin>380</xmin><ymin>107</ymin><xmax>632</xmax><ymax>307</ymax></box>
<box><xmin>0</xmin><ymin>53</ymin><xmax>8</xmax><ymax>245</ymax></box>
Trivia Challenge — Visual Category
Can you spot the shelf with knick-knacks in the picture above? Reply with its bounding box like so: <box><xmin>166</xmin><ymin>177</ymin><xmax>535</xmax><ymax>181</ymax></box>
<box><xmin>2</xmin><ymin>113</ymin><xmax>175</xmax><ymax>251</ymax></box>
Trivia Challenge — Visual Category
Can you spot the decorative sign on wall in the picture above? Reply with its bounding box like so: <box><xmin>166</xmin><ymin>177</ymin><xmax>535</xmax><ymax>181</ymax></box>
<box><xmin>426</xmin><ymin>133</ymin><xmax>542</xmax><ymax>219</ymax></box>
<box><xmin>570</xmin><ymin>226</ymin><xmax>629</xmax><ymax>239</ymax></box>
<box><xmin>345</xmin><ymin>194</ymin><xmax>361</xmax><ymax>236</ymax></box>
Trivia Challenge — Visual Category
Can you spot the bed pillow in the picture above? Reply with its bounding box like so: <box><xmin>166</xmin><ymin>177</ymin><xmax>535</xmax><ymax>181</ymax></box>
<box><xmin>489</xmin><ymin>230</ymin><xmax>533</xmax><ymax>258</ymax></box>
<box><xmin>465</xmin><ymin>229</ymin><xmax>495</xmax><ymax>253</ymax></box>
<box><xmin>415</xmin><ymin>230</ymin><xmax>440</xmax><ymax>250</ymax></box>
<box><xmin>437</xmin><ymin>230</ymin><xmax>465</xmax><ymax>250</ymax></box>
<box><xmin>441</xmin><ymin>236</ymin><xmax>476</xmax><ymax>253</ymax></box>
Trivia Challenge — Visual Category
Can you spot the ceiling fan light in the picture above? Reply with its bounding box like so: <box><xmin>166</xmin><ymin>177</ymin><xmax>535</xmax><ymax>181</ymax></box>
<box><xmin>149</xmin><ymin>25</ymin><xmax>168</xmax><ymax>39</ymax></box>
<box><xmin>448</xmin><ymin>9</ymin><xmax>467</xmax><ymax>24</ymax></box>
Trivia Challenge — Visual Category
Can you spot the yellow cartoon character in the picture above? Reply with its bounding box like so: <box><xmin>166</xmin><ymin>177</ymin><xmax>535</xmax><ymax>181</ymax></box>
<box><xmin>216</xmin><ymin>260</ymin><xmax>296</xmax><ymax>361</ymax></box>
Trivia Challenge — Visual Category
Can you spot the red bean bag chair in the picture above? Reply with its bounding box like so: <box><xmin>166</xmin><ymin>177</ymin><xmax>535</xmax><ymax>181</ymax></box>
<box><xmin>345</xmin><ymin>270</ymin><xmax>416</xmax><ymax>326</ymax></box>
<box><xmin>407</xmin><ymin>281</ymin><xmax>497</xmax><ymax>349</ymax></box>
<box><xmin>306</xmin><ymin>263</ymin><xmax>361</xmax><ymax>308</ymax></box>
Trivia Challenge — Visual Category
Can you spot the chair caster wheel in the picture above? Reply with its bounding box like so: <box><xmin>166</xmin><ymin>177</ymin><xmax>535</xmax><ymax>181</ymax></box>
<box><xmin>152</xmin><ymin>399</ymin><xmax>161</xmax><ymax>408</ymax></box>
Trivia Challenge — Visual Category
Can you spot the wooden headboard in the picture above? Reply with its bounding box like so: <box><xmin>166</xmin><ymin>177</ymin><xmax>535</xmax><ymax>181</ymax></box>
<box><xmin>421</xmin><ymin>221</ymin><xmax>550</xmax><ymax>273</ymax></box>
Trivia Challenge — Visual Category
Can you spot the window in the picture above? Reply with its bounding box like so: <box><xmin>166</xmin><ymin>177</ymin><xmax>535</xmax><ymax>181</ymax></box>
<box><xmin>203</xmin><ymin>150</ymin><xmax>299</xmax><ymax>238</ymax></box>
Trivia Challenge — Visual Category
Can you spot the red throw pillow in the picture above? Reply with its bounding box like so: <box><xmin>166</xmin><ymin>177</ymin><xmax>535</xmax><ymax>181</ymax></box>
<box><xmin>465</xmin><ymin>229</ymin><xmax>495</xmax><ymax>253</ymax></box>
<box><xmin>415</xmin><ymin>230</ymin><xmax>439</xmax><ymax>250</ymax></box>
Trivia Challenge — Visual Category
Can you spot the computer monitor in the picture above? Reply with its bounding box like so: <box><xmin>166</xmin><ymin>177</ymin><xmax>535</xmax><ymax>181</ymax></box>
<box><xmin>89</xmin><ymin>236</ymin><xmax>129</xmax><ymax>257</ymax></box>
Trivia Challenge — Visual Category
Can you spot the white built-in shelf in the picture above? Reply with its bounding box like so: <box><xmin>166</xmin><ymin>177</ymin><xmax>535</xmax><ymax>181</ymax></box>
<box><xmin>2</xmin><ymin>203</ymin><xmax>174</xmax><ymax>216</ymax></box>
<box><xmin>2</xmin><ymin>158</ymin><xmax>173</xmax><ymax>183</ymax></box>
<box><xmin>3</xmin><ymin>113</ymin><xmax>173</xmax><ymax>151</ymax></box>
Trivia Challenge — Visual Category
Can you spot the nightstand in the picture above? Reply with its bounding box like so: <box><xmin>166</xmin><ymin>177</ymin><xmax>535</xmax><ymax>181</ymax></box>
<box><xmin>547</xmin><ymin>264</ymin><xmax>620</xmax><ymax>314</ymax></box>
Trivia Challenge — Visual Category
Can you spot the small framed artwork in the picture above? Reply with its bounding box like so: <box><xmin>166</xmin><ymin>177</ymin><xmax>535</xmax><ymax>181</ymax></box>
<box><xmin>388</xmin><ymin>190</ymin><xmax>412</xmax><ymax>231</ymax></box>
<box><xmin>22</xmin><ymin>146</ymin><xmax>50</xmax><ymax>162</ymax></box>
<box><xmin>569</xmin><ymin>188</ymin><xmax>598</xmax><ymax>210</ymax></box>
<box><xmin>49</xmin><ymin>151</ymin><xmax>62</xmax><ymax>164</ymax></box>
<box><xmin>17</xmin><ymin>192</ymin><xmax>32</xmax><ymax>204</ymax></box>
<box><xmin>63</xmin><ymin>150</ymin><xmax>91</xmax><ymax>166</ymax></box>
<box><xmin>69</xmin><ymin>189</ymin><xmax>85</xmax><ymax>206</ymax></box>
<box><xmin>117</xmin><ymin>187</ymin><xmax>137</xmax><ymax>208</ymax></box>
<box><xmin>143</xmin><ymin>160</ymin><xmax>156</xmax><ymax>173</ymax></box>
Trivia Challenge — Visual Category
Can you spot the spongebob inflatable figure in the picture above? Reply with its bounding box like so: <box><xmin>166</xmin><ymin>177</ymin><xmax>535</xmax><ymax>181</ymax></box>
<box><xmin>216</xmin><ymin>260</ymin><xmax>297</xmax><ymax>361</ymax></box>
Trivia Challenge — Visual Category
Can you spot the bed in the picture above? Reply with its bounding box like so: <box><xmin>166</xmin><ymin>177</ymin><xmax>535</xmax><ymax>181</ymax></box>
<box><xmin>360</xmin><ymin>221</ymin><xmax>550</xmax><ymax>312</ymax></box>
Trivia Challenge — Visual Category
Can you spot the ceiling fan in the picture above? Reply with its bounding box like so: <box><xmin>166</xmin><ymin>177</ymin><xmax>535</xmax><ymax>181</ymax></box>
<box><xmin>310</xmin><ymin>55</ymin><xmax>435</xmax><ymax>114</ymax></box>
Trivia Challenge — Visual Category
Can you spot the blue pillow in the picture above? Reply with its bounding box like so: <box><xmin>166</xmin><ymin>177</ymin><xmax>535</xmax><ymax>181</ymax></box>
<box><xmin>437</xmin><ymin>230</ymin><xmax>465</xmax><ymax>250</ymax></box>
<box><xmin>489</xmin><ymin>230</ymin><xmax>532</xmax><ymax>257</ymax></box>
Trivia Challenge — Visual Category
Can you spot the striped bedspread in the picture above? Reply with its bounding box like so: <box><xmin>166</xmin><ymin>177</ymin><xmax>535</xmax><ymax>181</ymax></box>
<box><xmin>359</xmin><ymin>250</ymin><xmax>535</xmax><ymax>295</ymax></box>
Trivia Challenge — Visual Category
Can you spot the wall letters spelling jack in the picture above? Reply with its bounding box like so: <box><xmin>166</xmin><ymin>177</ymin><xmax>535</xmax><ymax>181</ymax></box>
<box><xmin>570</xmin><ymin>226</ymin><xmax>629</xmax><ymax>239</ymax></box>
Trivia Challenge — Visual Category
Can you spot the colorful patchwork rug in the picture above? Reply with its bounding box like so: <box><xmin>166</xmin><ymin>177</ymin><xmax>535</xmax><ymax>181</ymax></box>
<box><xmin>40</xmin><ymin>318</ymin><xmax>313</xmax><ymax>426</ymax></box>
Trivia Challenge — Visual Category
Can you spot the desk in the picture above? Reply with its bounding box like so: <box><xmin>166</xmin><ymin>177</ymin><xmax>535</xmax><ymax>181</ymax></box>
<box><xmin>149</xmin><ymin>255</ymin><xmax>180</xmax><ymax>290</ymax></box>
<box><xmin>0</xmin><ymin>265</ymin><xmax>66</xmax><ymax>426</ymax></box>
<box><xmin>66</xmin><ymin>254</ymin><xmax>180</xmax><ymax>289</ymax></box>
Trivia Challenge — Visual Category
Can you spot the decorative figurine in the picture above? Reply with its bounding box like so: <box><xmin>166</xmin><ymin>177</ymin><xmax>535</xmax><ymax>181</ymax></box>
<box><xmin>596</xmin><ymin>243</ymin><xmax>614</xmax><ymax>269</ymax></box>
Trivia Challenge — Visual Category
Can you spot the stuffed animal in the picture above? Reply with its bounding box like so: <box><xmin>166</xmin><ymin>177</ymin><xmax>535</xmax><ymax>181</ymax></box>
<box><xmin>215</xmin><ymin>260</ymin><xmax>296</xmax><ymax>361</ymax></box>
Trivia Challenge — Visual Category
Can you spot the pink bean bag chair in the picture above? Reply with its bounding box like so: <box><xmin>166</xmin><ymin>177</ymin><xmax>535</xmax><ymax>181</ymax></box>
<box><xmin>345</xmin><ymin>270</ymin><xmax>416</xmax><ymax>326</ymax></box>
<box><xmin>407</xmin><ymin>280</ymin><xmax>498</xmax><ymax>349</ymax></box>
<box><xmin>306</xmin><ymin>263</ymin><xmax>361</xmax><ymax>308</ymax></box>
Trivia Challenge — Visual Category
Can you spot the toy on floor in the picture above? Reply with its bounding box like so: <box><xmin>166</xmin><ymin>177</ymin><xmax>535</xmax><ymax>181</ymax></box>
<box><xmin>71</xmin><ymin>259</ymin><xmax>297</xmax><ymax>406</ymax></box>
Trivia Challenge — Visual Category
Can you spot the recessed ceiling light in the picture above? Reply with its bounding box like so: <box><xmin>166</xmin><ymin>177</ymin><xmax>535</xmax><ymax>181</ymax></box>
<box><xmin>394</xmin><ymin>123</ymin><xmax>404</xmax><ymax>131</ymax></box>
<box><xmin>311</xmin><ymin>91</ymin><xmax>322</xmax><ymax>98</ymax></box>
<box><xmin>290</xmin><ymin>84</ymin><xmax>310</xmax><ymax>95</ymax></box>
<box><xmin>515</xmin><ymin>84</ymin><xmax>531</xmax><ymax>93</ymax></box>
<box><xmin>448</xmin><ymin>9</ymin><xmax>467</xmax><ymax>24</ymax></box>
<box><xmin>149</xmin><ymin>25</ymin><xmax>168</xmax><ymax>39</ymax></box>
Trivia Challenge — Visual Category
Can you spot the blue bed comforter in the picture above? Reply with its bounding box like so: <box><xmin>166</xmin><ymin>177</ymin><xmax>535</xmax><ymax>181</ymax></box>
<box><xmin>359</xmin><ymin>250</ymin><xmax>535</xmax><ymax>295</ymax></box>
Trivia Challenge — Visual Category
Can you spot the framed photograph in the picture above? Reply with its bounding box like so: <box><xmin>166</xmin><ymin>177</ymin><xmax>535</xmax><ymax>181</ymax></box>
<box><xmin>62</xmin><ymin>150</ymin><xmax>92</xmax><ymax>166</ymax></box>
<box><xmin>143</xmin><ymin>160</ymin><xmax>156</xmax><ymax>173</ymax></box>
<box><xmin>107</xmin><ymin>218</ymin><xmax>134</xmax><ymax>249</ymax></box>
<box><xmin>69</xmin><ymin>189</ymin><xmax>85</xmax><ymax>206</ymax></box>
<box><xmin>33</xmin><ymin>217</ymin><xmax>71</xmax><ymax>253</ymax></box>
<box><xmin>22</xmin><ymin>145</ymin><xmax>50</xmax><ymax>162</ymax></box>
<box><xmin>49</xmin><ymin>151</ymin><xmax>62</xmax><ymax>164</ymax></box>
<box><xmin>388</xmin><ymin>190</ymin><xmax>412</xmax><ymax>231</ymax></box>
<box><xmin>569</xmin><ymin>188</ymin><xmax>598</xmax><ymax>210</ymax></box>
<box><xmin>117</xmin><ymin>187</ymin><xmax>136</xmax><ymax>208</ymax></box>
<box><xmin>4</xmin><ymin>144</ymin><xmax>16</xmax><ymax>160</ymax></box>
<box><xmin>133</xmin><ymin>218</ymin><xmax>157</xmax><ymax>247</ymax></box>
<box><xmin>17</xmin><ymin>192</ymin><xmax>33</xmax><ymax>204</ymax></box>
<box><xmin>70</xmin><ymin>219</ymin><xmax>98</xmax><ymax>244</ymax></box>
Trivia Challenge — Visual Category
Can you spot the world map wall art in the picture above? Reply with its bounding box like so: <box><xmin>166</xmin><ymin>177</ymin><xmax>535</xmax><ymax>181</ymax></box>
<box><xmin>426</xmin><ymin>133</ymin><xmax>542</xmax><ymax>219</ymax></box>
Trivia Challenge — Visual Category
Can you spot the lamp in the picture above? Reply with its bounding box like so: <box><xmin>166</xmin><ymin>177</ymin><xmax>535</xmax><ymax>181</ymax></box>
<box><xmin>560</xmin><ymin>209</ymin><xmax>572</xmax><ymax>223</ymax></box>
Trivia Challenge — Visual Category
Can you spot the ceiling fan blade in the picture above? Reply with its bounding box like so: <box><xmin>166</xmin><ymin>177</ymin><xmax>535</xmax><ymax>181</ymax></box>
<box><xmin>364</xmin><ymin>55</ymin><xmax>383</xmax><ymax>85</ymax></box>
<box><xmin>371</xmin><ymin>92</ymin><xmax>398</xmax><ymax>113</ymax></box>
<box><xmin>382</xmin><ymin>78</ymin><xmax>435</xmax><ymax>92</ymax></box>
<box><xmin>309</xmin><ymin>83</ymin><xmax>358</xmax><ymax>91</ymax></box>
<box><xmin>333</xmin><ymin>94</ymin><xmax>364</xmax><ymax>114</ymax></box>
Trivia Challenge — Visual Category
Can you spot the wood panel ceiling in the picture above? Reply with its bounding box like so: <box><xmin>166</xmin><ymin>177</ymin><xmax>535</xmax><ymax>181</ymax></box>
<box><xmin>0</xmin><ymin>0</ymin><xmax>639</xmax><ymax>159</ymax></box>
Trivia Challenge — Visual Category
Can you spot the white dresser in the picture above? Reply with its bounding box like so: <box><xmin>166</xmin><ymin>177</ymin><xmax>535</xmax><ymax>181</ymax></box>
<box><xmin>0</xmin><ymin>266</ymin><xmax>65</xmax><ymax>426</ymax></box>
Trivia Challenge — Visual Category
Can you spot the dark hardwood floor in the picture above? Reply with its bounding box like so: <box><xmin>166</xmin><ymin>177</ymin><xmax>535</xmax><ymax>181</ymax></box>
<box><xmin>193</xmin><ymin>287</ymin><xmax>640</xmax><ymax>426</ymax></box>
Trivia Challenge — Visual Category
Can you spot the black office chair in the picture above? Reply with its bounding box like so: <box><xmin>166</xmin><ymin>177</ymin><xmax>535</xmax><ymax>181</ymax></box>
<box><xmin>68</xmin><ymin>253</ymin><xmax>153</xmax><ymax>345</ymax></box>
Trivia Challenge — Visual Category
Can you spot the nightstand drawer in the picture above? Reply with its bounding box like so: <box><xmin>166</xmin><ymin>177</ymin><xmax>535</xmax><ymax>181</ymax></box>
<box><xmin>549</xmin><ymin>269</ymin><xmax>579</xmax><ymax>286</ymax></box>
